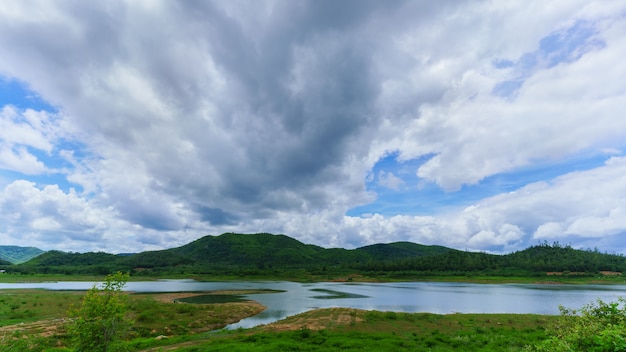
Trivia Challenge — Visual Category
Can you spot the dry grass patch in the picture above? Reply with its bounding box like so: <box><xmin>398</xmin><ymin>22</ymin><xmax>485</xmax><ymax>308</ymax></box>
<box><xmin>256</xmin><ymin>308</ymin><xmax>364</xmax><ymax>332</ymax></box>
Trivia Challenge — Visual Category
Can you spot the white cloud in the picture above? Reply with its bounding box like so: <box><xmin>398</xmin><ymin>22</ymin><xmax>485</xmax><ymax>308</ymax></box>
<box><xmin>0</xmin><ymin>106</ymin><xmax>66</xmax><ymax>174</ymax></box>
<box><xmin>0</xmin><ymin>145</ymin><xmax>46</xmax><ymax>175</ymax></box>
<box><xmin>255</xmin><ymin>156</ymin><xmax>626</xmax><ymax>253</ymax></box>
<box><xmin>0</xmin><ymin>1</ymin><xmax>625</xmax><ymax>253</ymax></box>
<box><xmin>377</xmin><ymin>171</ymin><xmax>404</xmax><ymax>191</ymax></box>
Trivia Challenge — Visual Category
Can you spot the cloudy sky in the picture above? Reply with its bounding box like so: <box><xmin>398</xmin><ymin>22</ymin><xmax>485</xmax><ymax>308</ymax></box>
<box><xmin>1</xmin><ymin>1</ymin><xmax>626</xmax><ymax>254</ymax></box>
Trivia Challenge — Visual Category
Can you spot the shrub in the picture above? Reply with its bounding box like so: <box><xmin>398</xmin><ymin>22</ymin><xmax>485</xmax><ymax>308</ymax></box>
<box><xmin>528</xmin><ymin>297</ymin><xmax>626</xmax><ymax>351</ymax></box>
<box><xmin>67</xmin><ymin>272</ymin><xmax>132</xmax><ymax>352</ymax></box>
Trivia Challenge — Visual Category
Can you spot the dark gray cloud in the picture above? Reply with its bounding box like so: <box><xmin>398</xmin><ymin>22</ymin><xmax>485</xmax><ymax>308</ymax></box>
<box><xmin>1</xmin><ymin>1</ymin><xmax>626</xmax><ymax>253</ymax></box>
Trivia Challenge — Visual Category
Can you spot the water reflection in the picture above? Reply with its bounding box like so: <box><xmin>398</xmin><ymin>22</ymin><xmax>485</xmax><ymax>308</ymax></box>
<box><xmin>309</xmin><ymin>288</ymin><xmax>369</xmax><ymax>299</ymax></box>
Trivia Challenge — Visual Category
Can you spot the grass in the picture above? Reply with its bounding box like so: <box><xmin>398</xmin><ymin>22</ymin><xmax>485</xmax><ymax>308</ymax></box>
<box><xmin>0</xmin><ymin>288</ymin><xmax>560</xmax><ymax>351</ymax></box>
<box><xmin>0</xmin><ymin>289</ymin><xmax>265</xmax><ymax>351</ymax></box>
<box><xmin>168</xmin><ymin>309</ymin><xmax>557</xmax><ymax>351</ymax></box>
<box><xmin>0</xmin><ymin>289</ymin><xmax>84</xmax><ymax>326</ymax></box>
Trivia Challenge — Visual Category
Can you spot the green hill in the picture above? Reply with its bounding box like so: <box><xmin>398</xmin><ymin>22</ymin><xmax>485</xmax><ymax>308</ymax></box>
<box><xmin>11</xmin><ymin>233</ymin><xmax>626</xmax><ymax>278</ymax></box>
<box><xmin>24</xmin><ymin>250</ymin><xmax>117</xmax><ymax>267</ymax></box>
<box><xmin>505</xmin><ymin>243</ymin><xmax>626</xmax><ymax>272</ymax></box>
<box><xmin>168</xmin><ymin>233</ymin><xmax>454</xmax><ymax>269</ymax></box>
<box><xmin>16</xmin><ymin>233</ymin><xmax>457</xmax><ymax>275</ymax></box>
<box><xmin>357</xmin><ymin>242</ymin><xmax>455</xmax><ymax>261</ymax></box>
<box><xmin>0</xmin><ymin>245</ymin><xmax>45</xmax><ymax>264</ymax></box>
<box><xmin>173</xmin><ymin>232</ymin><xmax>326</xmax><ymax>266</ymax></box>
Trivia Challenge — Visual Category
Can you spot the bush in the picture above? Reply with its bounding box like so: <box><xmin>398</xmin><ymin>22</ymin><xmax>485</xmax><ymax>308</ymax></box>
<box><xmin>68</xmin><ymin>272</ymin><xmax>132</xmax><ymax>352</ymax></box>
<box><xmin>528</xmin><ymin>297</ymin><xmax>626</xmax><ymax>351</ymax></box>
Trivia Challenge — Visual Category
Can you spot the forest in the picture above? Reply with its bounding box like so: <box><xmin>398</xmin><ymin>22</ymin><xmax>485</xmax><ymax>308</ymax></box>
<box><xmin>1</xmin><ymin>233</ymin><xmax>625</xmax><ymax>279</ymax></box>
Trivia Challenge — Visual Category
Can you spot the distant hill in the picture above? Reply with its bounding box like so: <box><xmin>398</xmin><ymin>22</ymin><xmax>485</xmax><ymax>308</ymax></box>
<box><xmin>16</xmin><ymin>233</ymin><xmax>456</xmax><ymax>274</ymax></box>
<box><xmin>117</xmin><ymin>233</ymin><xmax>452</xmax><ymax>270</ymax></box>
<box><xmin>0</xmin><ymin>245</ymin><xmax>45</xmax><ymax>264</ymax></box>
<box><xmin>175</xmin><ymin>233</ymin><xmax>451</xmax><ymax>266</ymax></box>
<box><xmin>12</xmin><ymin>233</ymin><xmax>626</xmax><ymax>278</ymax></box>
<box><xmin>357</xmin><ymin>242</ymin><xmax>456</xmax><ymax>260</ymax></box>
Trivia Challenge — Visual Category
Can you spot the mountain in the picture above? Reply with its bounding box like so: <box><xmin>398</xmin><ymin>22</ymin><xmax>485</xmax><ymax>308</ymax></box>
<box><xmin>24</xmin><ymin>250</ymin><xmax>117</xmax><ymax>267</ymax></box>
<box><xmin>170</xmin><ymin>232</ymin><xmax>453</xmax><ymax>268</ymax></box>
<box><xmin>0</xmin><ymin>245</ymin><xmax>45</xmax><ymax>264</ymax></box>
<box><xmin>172</xmin><ymin>233</ymin><xmax>328</xmax><ymax>266</ymax></box>
<box><xmin>13</xmin><ymin>233</ymin><xmax>626</xmax><ymax>277</ymax></box>
<box><xmin>505</xmin><ymin>243</ymin><xmax>626</xmax><ymax>272</ymax></box>
<box><xmin>357</xmin><ymin>242</ymin><xmax>455</xmax><ymax>261</ymax></box>
<box><xmin>118</xmin><ymin>233</ymin><xmax>446</xmax><ymax>269</ymax></box>
<box><xmin>17</xmin><ymin>232</ymin><xmax>457</xmax><ymax>274</ymax></box>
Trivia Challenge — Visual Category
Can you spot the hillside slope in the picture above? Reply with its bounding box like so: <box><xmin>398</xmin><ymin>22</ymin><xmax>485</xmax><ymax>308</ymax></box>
<box><xmin>13</xmin><ymin>233</ymin><xmax>626</xmax><ymax>278</ymax></box>
<box><xmin>0</xmin><ymin>245</ymin><xmax>45</xmax><ymax>264</ymax></box>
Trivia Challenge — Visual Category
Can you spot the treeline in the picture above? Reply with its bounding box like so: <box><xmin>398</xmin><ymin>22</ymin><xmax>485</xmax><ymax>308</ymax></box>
<box><xmin>352</xmin><ymin>242</ymin><xmax>626</xmax><ymax>278</ymax></box>
<box><xmin>2</xmin><ymin>234</ymin><xmax>625</xmax><ymax>278</ymax></box>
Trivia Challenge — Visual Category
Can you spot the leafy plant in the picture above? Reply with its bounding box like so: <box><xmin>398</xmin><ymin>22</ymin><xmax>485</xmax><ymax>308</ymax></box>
<box><xmin>67</xmin><ymin>272</ymin><xmax>132</xmax><ymax>352</ymax></box>
<box><xmin>528</xmin><ymin>297</ymin><xmax>626</xmax><ymax>351</ymax></box>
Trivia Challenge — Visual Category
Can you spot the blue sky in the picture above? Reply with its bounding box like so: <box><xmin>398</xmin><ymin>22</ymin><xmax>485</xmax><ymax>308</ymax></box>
<box><xmin>1</xmin><ymin>1</ymin><xmax>626</xmax><ymax>254</ymax></box>
<box><xmin>348</xmin><ymin>151</ymin><xmax>612</xmax><ymax>218</ymax></box>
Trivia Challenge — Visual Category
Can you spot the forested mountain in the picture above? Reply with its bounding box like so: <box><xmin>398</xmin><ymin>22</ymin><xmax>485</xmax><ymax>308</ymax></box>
<box><xmin>117</xmin><ymin>233</ymin><xmax>452</xmax><ymax>270</ymax></box>
<box><xmin>0</xmin><ymin>245</ymin><xmax>45</xmax><ymax>264</ymax></box>
<box><xmin>354</xmin><ymin>241</ymin><xmax>626</xmax><ymax>277</ymax></box>
<box><xmin>357</xmin><ymin>242</ymin><xmax>455</xmax><ymax>261</ymax></box>
<box><xmin>7</xmin><ymin>233</ymin><xmax>626</xmax><ymax>278</ymax></box>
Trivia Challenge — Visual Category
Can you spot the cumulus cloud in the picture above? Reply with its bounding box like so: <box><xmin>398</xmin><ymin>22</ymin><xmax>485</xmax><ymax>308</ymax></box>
<box><xmin>0</xmin><ymin>106</ymin><xmax>61</xmax><ymax>174</ymax></box>
<box><xmin>0</xmin><ymin>180</ymin><xmax>108</xmax><ymax>248</ymax></box>
<box><xmin>0</xmin><ymin>0</ymin><xmax>625</xmax><ymax>253</ymax></box>
<box><xmin>282</xmin><ymin>157</ymin><xmax>626</xmax><ymax>253</ymax></box>
<box><xmin>377</xmin><ymin>171</ymin><xmax>404</xmax><ymax>191</ymax></box>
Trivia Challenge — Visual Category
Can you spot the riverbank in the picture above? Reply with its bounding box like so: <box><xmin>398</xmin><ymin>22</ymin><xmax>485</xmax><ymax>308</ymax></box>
<box><xmin>1</xmin><ymin>272</ymin><xmax>625</xmax><ymax>285</ymax></box>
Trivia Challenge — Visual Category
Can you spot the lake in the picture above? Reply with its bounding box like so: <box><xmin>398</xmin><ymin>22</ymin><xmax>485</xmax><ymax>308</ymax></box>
<box><xmin>2</xmin><ymin>280</ymin><xmax>625</xmax><ymax>329</ymax></box>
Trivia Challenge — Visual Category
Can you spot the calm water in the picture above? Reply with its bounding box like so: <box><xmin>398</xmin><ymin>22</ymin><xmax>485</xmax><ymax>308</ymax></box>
<box><xmin>2</xmin><ymin>280</ymin><xmax>625</xmax><ymax>329</ymax></box>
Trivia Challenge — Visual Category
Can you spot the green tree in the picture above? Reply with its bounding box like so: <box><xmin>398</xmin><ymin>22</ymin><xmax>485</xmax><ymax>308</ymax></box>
<box><xmin>68</xmin><ymin>272</ymin><xmax>132</xmax><ymax>352</ymax></box>
<box><xmin>528</xmin><ymin>297</ymin><xmax>626</xmax><ymax>351</ymax></box>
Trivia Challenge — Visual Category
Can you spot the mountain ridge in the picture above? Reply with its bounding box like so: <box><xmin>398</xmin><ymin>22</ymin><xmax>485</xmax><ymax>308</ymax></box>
<box><xmin>5</xmin><ymin>233</ymin><xmax>626</xmax><ymax>279</ymax></box>
<box><xmin>0</xmin><ymin>245</ymin><xmax>45</xmax><ymax>264</ymax></box>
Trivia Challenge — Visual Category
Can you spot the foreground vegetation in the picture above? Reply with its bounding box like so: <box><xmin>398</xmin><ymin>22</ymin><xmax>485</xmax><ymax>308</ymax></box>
<box><xmin>1</xmin><ymin>287</ymin><xmax>557</xmax><ymax>351</ymax></box>
<box><xmin>4</xmin><ymin>273</ymin><xmax>626</xmax><ymax>351</ymax></box>
<box><xmin>0</xmin><ymin>284</ymin><xmax>266</xmax><ymax>351</ymax></box>
<box><xmin>186</xmin><ymin>310</ymin><xmax>555</xmax><ymax>351</ymax></box>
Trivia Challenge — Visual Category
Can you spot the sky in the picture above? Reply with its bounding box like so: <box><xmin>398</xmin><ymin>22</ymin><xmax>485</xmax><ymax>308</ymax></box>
<box><xmin>1</xmin><ymin>1</ymin><xmax>626</xmax><ymax>254</ymax></box>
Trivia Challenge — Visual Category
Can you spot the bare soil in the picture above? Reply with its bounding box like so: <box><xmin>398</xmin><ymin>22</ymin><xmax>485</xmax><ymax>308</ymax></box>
<box><xmin>257</xmin><ymin>308</ymin><xmax>364</xmax><ymax>332</ymax></box>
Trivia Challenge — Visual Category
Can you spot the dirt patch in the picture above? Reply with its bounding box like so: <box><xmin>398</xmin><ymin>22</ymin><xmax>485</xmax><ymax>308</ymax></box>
<box><xmin>0</xmin><ymin>318</ymin><xmax>66</xmax><ymax>338</ymax></box>
<box><xmin>141</xmin><ymin>292</ymin><xmax>210</xmax><ymax>303</ymax></box>
<box><xmin>257</xmin><ymin>308</ymin><xmax>364</xmax><ymax>332</ymax></box>
<box><xmin>600</xmin><ymin>271</ymin><xmax>622</xmax><ymax>276</ymax></box>
<box><xmin>138</xmin><ymin>308</ymin><xmax>364</xmax><ymax>352</ymax></box>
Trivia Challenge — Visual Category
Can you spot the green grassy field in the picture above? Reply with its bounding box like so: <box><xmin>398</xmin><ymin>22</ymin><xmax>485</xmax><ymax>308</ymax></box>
<box><xmin>0</xmin><ymin>288</ymin><xmax>560</xmax><ymax>351</ymax></box>
<box><xmin>0</xmin><ymin>289</ymin><xmax>265</xmax><ymax>351</ymax></box>
<box><xmin>156</xmin><ymin>309</ymin><xmax>557</xmax><ymax>351</ymax></box>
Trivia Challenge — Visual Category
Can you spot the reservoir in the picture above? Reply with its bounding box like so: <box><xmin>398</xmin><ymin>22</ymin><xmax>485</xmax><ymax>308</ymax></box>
<box><xmin>2</xmin><ymin>280</ymin><xmax>625</xmax><ymax>329</ymax></box>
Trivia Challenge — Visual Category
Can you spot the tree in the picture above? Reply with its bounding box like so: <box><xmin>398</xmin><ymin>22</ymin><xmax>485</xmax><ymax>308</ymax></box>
<box><xmin>527</xmin><ymin>297</ymin><xmax>626</xmax><ymax>351</ymax></box>
<box><xmin>68</xmin><ymin>272</ymin><xmax>132</xmax><ymax>352</ymax></box>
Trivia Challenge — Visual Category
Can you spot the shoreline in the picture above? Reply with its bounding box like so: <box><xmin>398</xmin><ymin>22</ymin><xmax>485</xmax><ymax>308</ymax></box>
<box><xmin>1</xmin><ymin>273</ymin><xmax>625</xmax><ymax>285</ymax></box>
